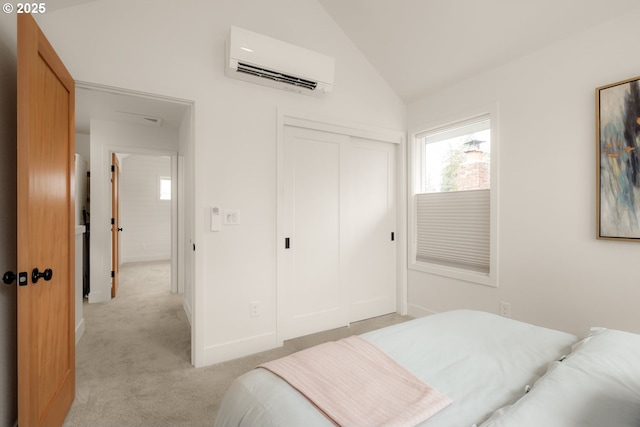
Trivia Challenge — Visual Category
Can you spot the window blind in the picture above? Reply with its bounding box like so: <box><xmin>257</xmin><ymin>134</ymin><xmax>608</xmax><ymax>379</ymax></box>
<box><xmin>416</xmin><ymin>189</ymin><xmax>490</xmax><ymax>273</ymax></box>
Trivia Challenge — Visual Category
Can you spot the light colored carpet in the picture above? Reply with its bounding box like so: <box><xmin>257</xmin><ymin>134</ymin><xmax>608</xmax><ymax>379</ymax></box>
<box><xmin>63</xmin><ymin>261</ymin><xmax>411</xmax><ymax>427</ymax></box>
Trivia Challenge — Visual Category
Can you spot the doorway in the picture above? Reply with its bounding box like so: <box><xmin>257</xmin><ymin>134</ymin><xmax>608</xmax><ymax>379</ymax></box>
<box><xmin>75</xmin><ymin>82</ymin><xmax>196</xmax><ymax>364</ymax></box>
<box><xmin>112</xmin><ymin>151</ymin><xmax>177</xmax><ymax>293</ymax></box>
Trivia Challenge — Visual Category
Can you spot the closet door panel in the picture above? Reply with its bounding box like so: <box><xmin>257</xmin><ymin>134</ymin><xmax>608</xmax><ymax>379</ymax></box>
<box><xmin>280</xmin><ymin>126</ymin><xmax>349</xmax><ymax>340</ymax></box>
<box><xmin>345</xmin><ymin>138</ymin><xmax>397</xmax><ymax>322</ymax></box>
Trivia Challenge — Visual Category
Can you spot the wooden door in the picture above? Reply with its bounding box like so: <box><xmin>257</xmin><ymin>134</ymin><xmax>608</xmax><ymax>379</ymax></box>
<box><xmin>17</xmin><ymin>13</ymin><xmax>75</xmax><ymax>427</ymax></box>
<box><xmin>111</xmin><ymin>153</ymin><xmax>120</xmax><ymax>298</ymax></box>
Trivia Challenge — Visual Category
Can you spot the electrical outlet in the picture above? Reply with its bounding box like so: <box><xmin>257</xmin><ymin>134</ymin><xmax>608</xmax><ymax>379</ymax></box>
<box><xmin>499</xmin><ymin>301</ymin><xmax>511</xmax><ymax>318</ymax></box>
<box><xmin>250</xmin><ymin>301</ymin><xmax>260</xmax><ymax>317</ymax></box>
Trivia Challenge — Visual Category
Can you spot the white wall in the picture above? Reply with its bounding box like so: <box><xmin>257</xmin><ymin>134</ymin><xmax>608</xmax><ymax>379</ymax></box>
<box><xmin>35</xmin><ymin>0</ymin><xmax>406</xmax><ymax>366</ymax></box>
<box><xmin>0</xmin><ymin>19</ymin><xmax>17</xmax><ymax>426</ymax></box>
<box><xmin>88</xmin><ymin>119</ymin><xmax>178</xmax><ymax>303</ymax></box>
<box><xmin>119</xmin><ymin>154</ymin><xmax>172</xmax><ymax>264</ymax></box>
<box><xmin>407</xmin><ymin>10</ymin><xmax>640</xmax><ymax>337</ymax></box>
<box><xmin>76</xmin><ymin>132</ymin><xmax>91</xmax><ymax>164</ymax></box>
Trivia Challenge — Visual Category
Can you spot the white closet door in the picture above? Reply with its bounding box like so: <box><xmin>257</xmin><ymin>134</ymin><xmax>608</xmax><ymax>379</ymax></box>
<box><xmin>345</xmin><ymin>138</ymin><xmax>396</xmax><ymax>322</ymax></box>
<box><xmin>279</xmin><ymin>126</ymin><xmax>397</xmax><ymax>341</ymax></box>
<box><xmin>280</xmin><ymin>126</ymin><xmax>349</xmax><ymax>341</ymax></box>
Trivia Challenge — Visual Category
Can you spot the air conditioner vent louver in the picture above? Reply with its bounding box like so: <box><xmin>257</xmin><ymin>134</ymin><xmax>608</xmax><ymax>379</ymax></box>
<box><xmin>237</xmin><ymin>62</ymin><xmax>318</xmax><ymax>91</ymax></box>
<box><xmin>226</xmin><ymin>26</ymin><xmax>334</xmax><ymax>97</ymax></box>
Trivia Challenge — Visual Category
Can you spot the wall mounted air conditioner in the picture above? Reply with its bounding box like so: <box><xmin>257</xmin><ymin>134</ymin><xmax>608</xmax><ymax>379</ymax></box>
<box><xmin>226</xmin><ymin>26</ymin><xmax>335</xmax><ymax>97</ymax></box>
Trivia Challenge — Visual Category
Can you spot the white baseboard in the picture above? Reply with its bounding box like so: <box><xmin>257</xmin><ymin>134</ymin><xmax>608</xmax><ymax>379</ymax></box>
<box><xmin>407</xmin><ymin>303</ymin><xmax>438</xmax><ymax>318</ymax></box>
<box><xmin>122</xmin><ymin>255</ymin><xmax>171</xmax><ymax>264</ymax></box>
<box><xmin>183</xmin><ymin>299</ymin><xmax>192</xmax><ymax>326</ymax></box>
<box><xmin>88</xmin><ymin>289</ymin><xmax>110</xmax><ymax>304</ymax></box>
<box><xmin>199</xmin><ymin>332</ymin><xmax>279</xmax><ymax>367</ymax></box>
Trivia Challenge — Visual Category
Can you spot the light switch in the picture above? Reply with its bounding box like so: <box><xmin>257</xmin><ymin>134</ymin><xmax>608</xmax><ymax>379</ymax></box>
<box><xmin>224</xmin><ymin>209</ymin><xmax>240</xmax><ymax>225</ymax></box>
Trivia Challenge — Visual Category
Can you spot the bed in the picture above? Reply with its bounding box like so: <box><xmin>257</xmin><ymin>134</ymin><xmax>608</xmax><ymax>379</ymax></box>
<box><xmin>214</xmin><ymin>310</ymin><xmax>640</xmax><ymax>427</ymax></box>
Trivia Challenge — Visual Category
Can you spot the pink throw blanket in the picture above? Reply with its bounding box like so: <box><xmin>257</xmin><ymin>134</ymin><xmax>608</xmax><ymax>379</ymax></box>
<box><xmin>258</xmin><ymin>336</ymin><xmax>452</xmax><ymax>427</ymax></box>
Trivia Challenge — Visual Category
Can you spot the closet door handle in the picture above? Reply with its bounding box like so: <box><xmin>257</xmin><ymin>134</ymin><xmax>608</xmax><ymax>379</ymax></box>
<box><xmin>285</xmin><ymin>238</ymin><xmax>290</xmax><ymax>249</ymax></box>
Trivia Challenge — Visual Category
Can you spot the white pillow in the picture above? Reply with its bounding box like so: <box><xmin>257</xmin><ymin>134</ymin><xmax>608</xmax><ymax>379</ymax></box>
<box><xmin>480</xmin><ymin>328</ymin><xmax>640</xmax><ymax>427</ymax></box>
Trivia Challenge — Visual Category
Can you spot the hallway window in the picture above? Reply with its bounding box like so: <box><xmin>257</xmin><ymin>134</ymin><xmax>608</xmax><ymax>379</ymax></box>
<box><xmin>159</xmin><ymin>177</ymin><xmax>171</xmax><ymax>201</ymax></box>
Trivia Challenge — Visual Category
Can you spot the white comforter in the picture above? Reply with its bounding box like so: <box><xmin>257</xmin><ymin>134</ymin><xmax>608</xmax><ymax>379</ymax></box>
<box><xmin>214</xmin><ymin>310</ymin><xmax>577</xmax><ymax>427</ymax></box>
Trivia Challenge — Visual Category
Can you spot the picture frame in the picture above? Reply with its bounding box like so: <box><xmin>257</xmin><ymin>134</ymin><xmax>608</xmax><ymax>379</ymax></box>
<box><xmin>596</xmin><ymin>75</ymin><xmax>640</xmax><ymax>241</ymax></box>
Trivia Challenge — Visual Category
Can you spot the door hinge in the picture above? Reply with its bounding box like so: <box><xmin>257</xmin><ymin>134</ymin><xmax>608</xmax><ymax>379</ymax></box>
<box><xmin>111</xmin><ymin>217</ymin><xmax>115</xmax><ymax>225</ymax></box>
<box><xmin>87</xmin><ymin>171</ymin><xmax>91</xmax><ymax>178</ymax></box>
<box><xmin>111</xmin><ymin>165</ymin><xmax>115</xmax><ymax>172</ymax></box>
<box><xmin>111</xmin><ymin>270</ymin><xmax>115</xmax><ymax>278</ymax></box>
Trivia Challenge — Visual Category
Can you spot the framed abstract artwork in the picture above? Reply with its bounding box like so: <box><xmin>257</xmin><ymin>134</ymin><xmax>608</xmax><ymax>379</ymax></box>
<box><xmin>596</xmin><ymin>75</ymin><xmax>640</xmax><ymax>240</ymax></box>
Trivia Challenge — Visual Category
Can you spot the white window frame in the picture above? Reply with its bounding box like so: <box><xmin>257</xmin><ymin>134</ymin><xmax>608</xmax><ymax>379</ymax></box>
<box><xmin>409</xmin><ymin>103</ymin><xmax>499</xmax><ymax>287</ymax></box>
<box><xmin>159</xmin><ymin>176</ymin><xmax>171</xmax><ymax>201</ymax></box>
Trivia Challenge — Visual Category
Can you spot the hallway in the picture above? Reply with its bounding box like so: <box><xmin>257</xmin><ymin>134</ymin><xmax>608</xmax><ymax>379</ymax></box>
<box><xmin>64</xmin><ymin>261</ymin><xmax>194</xmax><ymax>426</ymax></box>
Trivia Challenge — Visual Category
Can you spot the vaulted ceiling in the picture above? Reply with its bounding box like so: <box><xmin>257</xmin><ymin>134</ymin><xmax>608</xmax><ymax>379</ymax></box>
<box><xmin>318</xmin><ymin>0</ymin><xmax>640</xmax><ymax>103</ymax></box>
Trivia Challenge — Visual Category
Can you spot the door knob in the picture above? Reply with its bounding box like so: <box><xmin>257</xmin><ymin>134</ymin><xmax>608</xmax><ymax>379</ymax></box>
<box><xmin>118</xmin><ymin>227</ymin><xmax>123</xmax><ymax>232</ymax></box>
<box><xmin>3</xmin><ymin>271</ymin><xmax>28</xmax><ymax>286</ymax></box>
<box><xmin>3</xmin><ymin>271</ymin><xmax>16</xmax><ymax>285</ymax></box>
<box><xmin>32</xmin><ymin>267</ymin><xmax>53</xmax><ymax>284</ymax></box>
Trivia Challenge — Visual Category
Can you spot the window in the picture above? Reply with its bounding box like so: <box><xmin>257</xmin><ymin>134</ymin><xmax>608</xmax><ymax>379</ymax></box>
<box><xmin>411</xmin><ymin>110</ymin><xmax>497</xmax><ymax>286</ymax></box>
<box><xmin>159</xmin><ymin>177</ymin><xmax>171</xmax><ymax>201</ymax></box>
<box><xmin>420</xmin><ymin>118</ymin><xmax>490</xmax><ymax>193</ymax></box>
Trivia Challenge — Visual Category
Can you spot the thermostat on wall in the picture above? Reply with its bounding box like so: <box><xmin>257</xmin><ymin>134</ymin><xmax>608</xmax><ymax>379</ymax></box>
<box><xmin>211</xmin><ymin>206</ymin><xmax>221</xmax><ymax>231</ymax></box>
